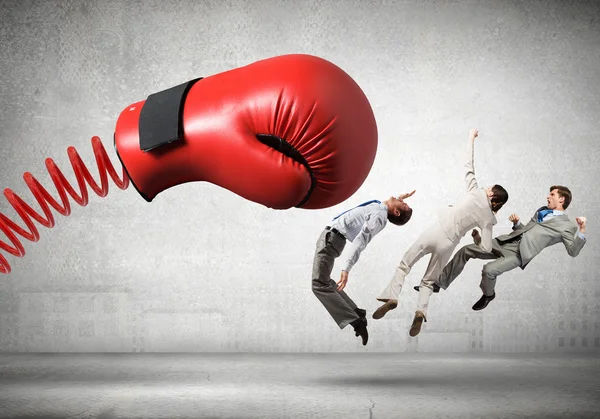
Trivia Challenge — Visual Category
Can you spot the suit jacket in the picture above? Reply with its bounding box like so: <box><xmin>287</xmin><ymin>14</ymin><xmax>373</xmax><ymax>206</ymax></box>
<box><xmin>437</xmin><ymin>138</ymin><xmax>497</xmax><ymax>252</ymax></box>
<box><xmin>495</xmin><ymin>206</ymin><xmax>586</xmax><ymax>269</ymax></box>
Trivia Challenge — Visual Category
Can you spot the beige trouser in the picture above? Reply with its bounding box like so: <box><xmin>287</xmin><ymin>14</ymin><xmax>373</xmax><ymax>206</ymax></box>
<box><xmin>377</xmin><ymin>221</ymin><xmax>457</xmax><ymax>317</ymax></box>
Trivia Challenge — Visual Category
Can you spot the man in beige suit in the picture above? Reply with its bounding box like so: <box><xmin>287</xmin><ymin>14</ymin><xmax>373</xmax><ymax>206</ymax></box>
<box><xmin>435</xmin><ymin>185</ymin><xmax>587</xmax><ymax>310</ymax></box>
<box><xmin>373</xmin><ymin>128</ymin><xmax>509</xmax><ymax>337</ymax></box>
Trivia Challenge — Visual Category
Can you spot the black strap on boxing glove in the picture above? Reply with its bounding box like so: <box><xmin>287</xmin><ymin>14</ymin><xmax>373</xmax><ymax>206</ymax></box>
<box><xmin>138</xmin><ymin>78</ymin><xmax>202</xmax><ymax>152</ymax></box>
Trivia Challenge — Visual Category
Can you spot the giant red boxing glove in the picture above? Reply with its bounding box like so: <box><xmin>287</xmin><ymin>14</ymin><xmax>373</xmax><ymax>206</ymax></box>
<box><xmin>114</xmin><ymin>54</ymin><xmax>377</xmax><ymax>210</ymax></box>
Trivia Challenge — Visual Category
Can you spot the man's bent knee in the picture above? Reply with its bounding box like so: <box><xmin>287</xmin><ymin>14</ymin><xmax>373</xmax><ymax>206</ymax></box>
<box><xmin>312</xmin><ymin>276</ymin><xmax>330</xmax><ymax>290</ymax></box>
<box><xmin>481</xmin><ymin>266</ymin><xmax>500</xmax><ymax>281</ymax></box>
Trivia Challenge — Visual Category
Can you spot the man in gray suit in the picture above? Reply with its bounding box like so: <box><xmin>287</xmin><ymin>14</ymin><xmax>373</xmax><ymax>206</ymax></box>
<box><xmin>435</xmin><ymin>185</ymin><xmax>587</xmax><ymax>310</ymax></box>
<box><xmin>312</xmin><ymin>192</ymin><xmax>415</xmax><ymax>346</ymax></box>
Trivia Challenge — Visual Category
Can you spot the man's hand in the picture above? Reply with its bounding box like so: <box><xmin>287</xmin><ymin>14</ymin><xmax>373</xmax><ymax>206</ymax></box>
<box><xmin>509</xmin><ymin>213</ymin><xmax>520</xmax><ymax>225</ymax></box>
<box><xmin>398</xmin><ymin>190</ymin><xmax>416</xmax><ymax>200</ymax></box>
<box><xmin>469</xmin><ymin>128</ymin><xmax>479</xmax><ymax>141</ymax></box>
<box><xmin>471</xmin><ymin>229</ymin><xmax>481</xmax><ymax>245</ymax></box>
<box><xmin>576</xmin><ymin>217</ymin><xmax>586</xmax><ymax>234</ymax></box>
<box><xmin>337</xmin><ymin>271</ymin><xmax>349</xmax><ymax>291</ymax></box>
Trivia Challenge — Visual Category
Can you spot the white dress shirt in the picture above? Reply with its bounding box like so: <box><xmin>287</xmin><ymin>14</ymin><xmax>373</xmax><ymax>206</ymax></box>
<box><xmin>329</xmin><ymin>201</ymin><xmax>389</xmax><ymax>273</ymax></box>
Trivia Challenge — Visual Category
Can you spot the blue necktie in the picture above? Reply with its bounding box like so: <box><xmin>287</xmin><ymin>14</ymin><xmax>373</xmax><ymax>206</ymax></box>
<box><xmin>332</xmin><ymin>200</ymin><xmax>381</xmax><ymax>221</ymax></box>
<box><xmin>537</xmin><ymin>209</ymin><xmax>553</xmax><ymax>223</ymax></box>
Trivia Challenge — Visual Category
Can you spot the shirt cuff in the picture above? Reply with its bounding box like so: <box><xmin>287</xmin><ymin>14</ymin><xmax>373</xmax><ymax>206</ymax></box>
<box><xmin>342</xmin><ymin>258</ymin><xmax>357</xmax><ymax>272</ymax></box>
<box><xmin>577</xmin><ymin>231</ymin><xmax>586</xmax><ymax>240</ymax></box>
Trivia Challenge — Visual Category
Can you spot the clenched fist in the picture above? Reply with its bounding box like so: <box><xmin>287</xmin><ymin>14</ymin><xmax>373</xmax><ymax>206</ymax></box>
<box><xmin>471</xmin><ymin>229</ymin><xmax>481</xmax><ymax>245</ymax></box>
<box><xmin>576</xmin><ymin>217</ymin><xmax>587</xmax><ymax>234</ymax></box>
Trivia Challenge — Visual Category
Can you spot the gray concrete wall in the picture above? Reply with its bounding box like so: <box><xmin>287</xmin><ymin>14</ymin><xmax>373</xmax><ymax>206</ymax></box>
<box><xmin>0</xmin><ymin>0</ymin><xmax>598</xmax><ymax>353</ymax></box>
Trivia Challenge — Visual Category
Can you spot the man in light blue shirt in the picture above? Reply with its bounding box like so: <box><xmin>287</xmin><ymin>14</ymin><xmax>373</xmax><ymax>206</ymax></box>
<box><xmin>436</xmin><ymin>185</ymin><xmax>587</xmax><ymax>311</ymax></box>
<box><xmin>312</xmin><ymin>191</ymin><xmax>415</xmax><ymax>345</ymax></box>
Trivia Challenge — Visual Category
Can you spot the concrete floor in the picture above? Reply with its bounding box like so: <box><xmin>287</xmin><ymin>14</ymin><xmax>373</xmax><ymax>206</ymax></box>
<box><xmin>0</xmin><ymin>353</ymin><xmax>599</xmax><ymax>419</ymax></box>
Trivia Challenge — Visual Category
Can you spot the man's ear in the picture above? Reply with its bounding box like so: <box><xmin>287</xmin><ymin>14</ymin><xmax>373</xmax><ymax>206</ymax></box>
<box><xmin>394</xmin><ymin>209</ymin><xmax>401</xmax><ymax>216</ymax></box>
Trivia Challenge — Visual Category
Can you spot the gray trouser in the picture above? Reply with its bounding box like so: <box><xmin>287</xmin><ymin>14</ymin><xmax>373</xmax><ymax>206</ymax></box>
<box><xmin>312</xmin><ymin>228</ymin><xmax>360</xmax><ymax>329</ymax></box>
<box><xmin>437</xmin><ymin>238</ymin><xmax>522</xmax><ymax>296</ymax></box>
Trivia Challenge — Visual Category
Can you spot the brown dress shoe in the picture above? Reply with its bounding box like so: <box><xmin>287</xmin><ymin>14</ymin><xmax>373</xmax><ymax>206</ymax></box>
<box><xmin>372</xmin><ymin>299</ymin><xmax>398</xmax><ymax>319</ymax></box>
<box><xmin>409</xmin><ymin>310</ymin><xmax>427</xmax><ymax>337</ymax></box>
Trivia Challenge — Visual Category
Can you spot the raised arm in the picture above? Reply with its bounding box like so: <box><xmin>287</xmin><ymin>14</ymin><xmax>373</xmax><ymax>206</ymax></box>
<box><xmin>465</xmin><ymin>128</ymin><xmax>479</xmax><ymax>192</ymax></box>
<box><xmin>397</xmin><ymin>190</ymin><xmax>416</xmax><ymax>201</ymax></box>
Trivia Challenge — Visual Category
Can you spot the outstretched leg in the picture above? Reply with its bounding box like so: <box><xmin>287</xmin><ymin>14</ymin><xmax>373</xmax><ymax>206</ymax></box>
<box><xmin>373</xmin><ymin>224</ymin><xmax>439</xmax><ymax>319</ymax></box>
<box><xmin>417</xmin><ymin>239</ymin><xmax>456</xmax><ymax>317</ymax></box>
<box><xmin>311</xmin><ymin>229</ymin><xmax>359</xmax><ymax>329</ymax></box>
<box><xmin>437</xmin><ymin>242</ymin><xmax>499</xmax><ymax>290</ymax></box>
<box><xmin>410</xmin><ymin>235</ymin><xmax>456</xmax><ymax>336</ymax></box>
<box><xmin>327</xmin><ymin>278</ymin><xmax>367</xmax><ymax>321</ymax></box>
<box><xmin>473</xmin><ymin>241</ymin><xmax>522</xmax><ymax>310</ymax></box>
<box><xmin>376</xmin><ymin>227</ymin><xmax>436</xmax><ymax>302</ymax></box>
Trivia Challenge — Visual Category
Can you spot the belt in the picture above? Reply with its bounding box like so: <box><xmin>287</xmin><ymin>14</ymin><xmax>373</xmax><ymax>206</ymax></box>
<box><xmin>325</xmin><ymin>226</ymin><xmax>346</xmax><ymax>240</ymax></box>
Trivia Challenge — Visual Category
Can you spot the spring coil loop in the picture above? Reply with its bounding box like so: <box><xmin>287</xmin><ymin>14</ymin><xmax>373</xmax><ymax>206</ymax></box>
<box><xmin>0</xmin><ymin>136</ymin><xmax>130</xmax><ymax>274</ymax></box>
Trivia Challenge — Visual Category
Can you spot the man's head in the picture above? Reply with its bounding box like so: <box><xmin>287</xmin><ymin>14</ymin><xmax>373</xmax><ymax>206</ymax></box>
<box><xmin>384</xmin><ymin>196</ymin><xmax>413</xmax><ymax>226</ymax></box>
<box><xmin>485</xmin><ymin>184</ymin><xmax>509</xmax><ymax>213</ymax></box>
<box><xmin>547</xmin><ymin>185</ymin><xmax>571</xmax><ymax>210</ymax></box>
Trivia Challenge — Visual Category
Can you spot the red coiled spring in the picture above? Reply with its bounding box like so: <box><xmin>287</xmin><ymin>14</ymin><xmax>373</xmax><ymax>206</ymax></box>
<box><xmin>0</xmin><ymin>136</ymin><xmax>130</xmax><ymax>274</ymax></box>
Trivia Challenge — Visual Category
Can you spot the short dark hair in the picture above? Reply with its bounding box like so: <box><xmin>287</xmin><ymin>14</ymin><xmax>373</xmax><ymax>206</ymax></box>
<box><xmin>550</xmin><ymin>185</ymin><xmax>572</xmax><ymax>209</ymax></box>
<box><xmin>490</xmin><ymin>184</ymin><xmax>509</xmax><ymax>213</ymax></box>
<box><xmin>388</xmin><ymin>206</ymin><xmax>413</xmax><ymax>226</ymax></box>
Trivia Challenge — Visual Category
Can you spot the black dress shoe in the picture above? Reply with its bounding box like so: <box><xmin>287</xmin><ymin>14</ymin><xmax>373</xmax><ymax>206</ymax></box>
<box><xmin>472</xmin><ymin>293</ymin><xmax>495</xmax><ymax>311</ymax></box>
<box><xmin>413</xmin><ymin>284</ymin><xmax>441</xmax><ymax>293</ymax></box>
<box><xmin>355</xmin><ymin>308</ymin><xmax>367</xmax><ymax>326</ymax></box>
<box><xmin>350</xmin><ymin>317</ymin><xmax>369</xmax><ymax>346</ymax></box>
